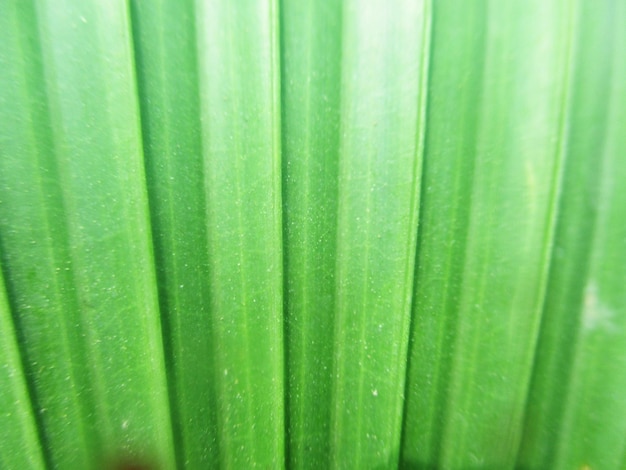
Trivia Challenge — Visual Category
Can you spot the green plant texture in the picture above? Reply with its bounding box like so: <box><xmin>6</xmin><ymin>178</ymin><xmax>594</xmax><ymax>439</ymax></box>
<box><xmin>1</xmin><ymin>1</ymin><xmax>625</xmax><ymax>469</ymax></box>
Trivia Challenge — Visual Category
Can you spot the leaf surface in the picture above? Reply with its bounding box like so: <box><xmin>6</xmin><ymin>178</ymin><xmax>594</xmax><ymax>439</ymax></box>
<box><xmin>281</xmin><ymin>0</ymin><xmax>342</xmax><ymax>468</ymax></box>
<box><xmin>0</xmin><ymin>1</ymin><xmax>175</xmax><ymax>467</ymax></box>
<box><xmin>331</xmin><ymin>0</ymin><xmax>431</xmax><ymax>467</ymax></box>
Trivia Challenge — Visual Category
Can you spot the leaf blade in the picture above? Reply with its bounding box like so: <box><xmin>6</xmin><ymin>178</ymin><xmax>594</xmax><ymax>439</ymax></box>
<box><xmin>195</xmin><ymin>0</ymin><xmax>285</xmax><ymax>466</ymax></box>
<box><xmin>331</xmin><ymin>0</ymin><xmax>431</xmax><ymax>466</ymax></box>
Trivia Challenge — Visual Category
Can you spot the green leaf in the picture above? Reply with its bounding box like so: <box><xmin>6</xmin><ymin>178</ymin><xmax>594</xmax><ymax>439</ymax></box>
<box><xmin>0</xmin><ymin>266</ymin><xmax>45</xmax><ymax>469</ymax></box>
<box><xmin>331</xmin><ymin>1</ymin><xmax>430</xmax><ymax>467</ymax></box>
<box><xmin>194</xmin><ymin>1</ymin><xmax>285</xmax><ymax>466</ymax></box>
<box><xmin>0</xmin><ymin>1</ymin><xmax>174</xmax><ymax>467</ymax></box>
<box><xmin>281</xmin><ymin>0</ymin><xmax>341</xmax><ymax>468</ymax></box>
<box><xmin>518</xmin><ymin>2</ymin><xmax>626</xmax><ymax>469</ymax></box>
<box><xmin>132</xmin><ymin>0</ymin><xmax>285</xmax><ymax>467</ymax></box>
<box><xmin>129</xmin><ymin>0</ymin><xmax>218</xmax><ymax>467</ymax></box>
<box><xmin>1</xmin><ymin>1</ymin><xmax>625</xmax><ymax>469</ymax></box>
<box><xmin>403</xmin><ymin>0</ymin><xmax>575</xmax><ymax>467</ymax></box>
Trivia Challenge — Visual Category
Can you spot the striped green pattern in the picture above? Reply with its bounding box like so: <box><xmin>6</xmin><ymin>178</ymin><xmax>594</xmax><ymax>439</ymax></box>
<box><xmin>1</xmin><ymin>1</ymin><xmax>624</xmax><ymax>469</ymax></box>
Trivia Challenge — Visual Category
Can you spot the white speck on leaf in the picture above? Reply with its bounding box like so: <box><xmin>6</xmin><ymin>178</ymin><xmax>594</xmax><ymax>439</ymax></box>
<box><xmin>583</xmin><ymin>282</ymin><xmax>615</xmax><ymax>333</ymax></box>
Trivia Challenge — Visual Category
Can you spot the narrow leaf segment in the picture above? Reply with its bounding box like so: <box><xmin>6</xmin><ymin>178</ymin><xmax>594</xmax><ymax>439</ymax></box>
<box><xmin>281</xmin><ymin>0</ymin><xmax>342</xmax><ymax>468</ymax></box>
<box><xmin>332</xmin><ymin>0</ymin><xmax>431</xmax><ymax>467</ymax></box>
<box><xmin>0</xmin><ymin>266</ymin><xmax>45</xmax><ymax>469</ymax></box>
<box><xmin>195</xmin><ymin>0</ymin><xmax>285</xmax><ymax>467</ymax></box>
<box><xmin>0</xmin><ymin>1</ymin><xmax>175</xmax><ymax>467</ymax></box>
<box><xmin>403</xmin><ymin>0</ymin><xmax>576</xmax><ymax>467</ymax></box>
<box><xmin>518</xmin><ymin>1</ymin><xmax>626</xmax><ymax>468</ymax></box>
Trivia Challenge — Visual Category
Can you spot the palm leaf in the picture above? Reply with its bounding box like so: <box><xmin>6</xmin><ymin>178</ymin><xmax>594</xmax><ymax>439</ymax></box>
<box><xmin>0</xmin><ymin>1</ymin><xmax>624</xmax><ymax>469</ymax></box>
